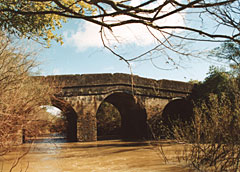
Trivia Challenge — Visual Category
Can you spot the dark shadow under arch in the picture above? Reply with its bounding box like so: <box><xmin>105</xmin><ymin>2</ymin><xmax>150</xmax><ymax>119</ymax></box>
<box><xmin>96</xmin><ymin>101</ymin><xmax>121</xmax><ymax>140</ymax></box>
<box><xmin>51</xmin><ymin>97</ymin><xmax>78</xmax><ymax>142</ymax></box>
<box><xmin>97</xmin><ymin>92</ymin><xmax>149</xmax><ymax>140</ymax></box>
<box><xmin>162</xmin><ymin>98</ymin><xmax>193</xmax><ymax>137</ymax></box>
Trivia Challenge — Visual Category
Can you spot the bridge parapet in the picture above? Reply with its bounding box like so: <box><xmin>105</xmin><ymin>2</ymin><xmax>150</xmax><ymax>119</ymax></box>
<box><xmin>38</xmin><ymin>73</ymin><xmax>193</xmax><ymax>99</ymax></box>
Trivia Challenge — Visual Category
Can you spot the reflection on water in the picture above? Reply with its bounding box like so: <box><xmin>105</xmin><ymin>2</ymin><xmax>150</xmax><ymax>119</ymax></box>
<box><xmin>1</xmin><ymin>139</ymin><xmax>193</xmax><ymax>172</ymax></box>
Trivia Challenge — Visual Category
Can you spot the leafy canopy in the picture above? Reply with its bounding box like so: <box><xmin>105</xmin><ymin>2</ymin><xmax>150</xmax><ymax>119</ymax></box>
<box><xmin>210</xmin><ymin>41</ymin><xmax>240</xmax><ymax>74</ymax></box>
<box><xmin>0</xmin><ymin>0</ymin><xmax>94</xmax><ymax>46</ymax></box>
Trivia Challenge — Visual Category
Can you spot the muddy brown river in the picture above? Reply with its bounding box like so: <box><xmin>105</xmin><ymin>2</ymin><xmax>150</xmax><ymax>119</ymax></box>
<box><xmin>1</xmin><ymin>139</ymin><xmax>193</xmax><ymax>172</ymax></box>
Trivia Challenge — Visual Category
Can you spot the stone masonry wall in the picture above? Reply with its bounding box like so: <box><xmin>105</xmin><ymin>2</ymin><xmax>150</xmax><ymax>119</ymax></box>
<box><xmin>34</xmin><ymin>73</ymin><xmax>194</xmax><ymax>142</ymax></box>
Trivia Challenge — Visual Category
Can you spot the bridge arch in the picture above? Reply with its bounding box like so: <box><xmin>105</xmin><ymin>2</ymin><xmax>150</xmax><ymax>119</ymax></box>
<box><xmin>96</xmin><ymin>92</ymin><xmax>149</xmax><ymax>140</ymax></box>
<box><xmin>161</xmin><ymin>98</ymin><xmax>193</xmax><ymax>137</ymax></box>
<box><xmin>50</xmin><ymin>97</ymin><xmax>78</xmax><ymax>142</ymax></box>
<box><xmin>38</xmin><ymin>73</ymin><xmax>194</xmax><ymax>142</ymax></box>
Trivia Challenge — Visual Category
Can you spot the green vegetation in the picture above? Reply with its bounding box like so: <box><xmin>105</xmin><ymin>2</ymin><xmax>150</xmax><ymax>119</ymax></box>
<box><xmin>0</xmin><ymin>0</ymin><xmax>93</xmax><ymax>46</ymax></box>
<box><xmin>210</xmin><ymin>41</ymin><xmax>240</xmax><ymax>73</ymax></box>
<box><xmin>191</xmin><ymin>66</ymin><xmax>237</xmax><ymax>102</ymax></box>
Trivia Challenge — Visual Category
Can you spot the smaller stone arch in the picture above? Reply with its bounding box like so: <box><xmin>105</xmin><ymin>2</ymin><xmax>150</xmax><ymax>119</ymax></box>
<box><xmin>50</xmin><ymin>96</ymin><xmax>78</xmax><ymax>142</ymax></box>
<box><xmin>161</xmin><ymin>98</ymin><xmax>194</xmax><ymax>137</ymax></box>
<box><xmin>96</xmin><ymin>92</ymin><xmax>149</xmax><ymax>140</ymax></box>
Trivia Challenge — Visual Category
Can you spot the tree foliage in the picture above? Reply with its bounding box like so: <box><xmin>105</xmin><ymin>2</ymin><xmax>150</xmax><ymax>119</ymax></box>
<box><xmin>0</xmin><ymin>0</ymin><xmax>93</xmax><ymax>46</ymax></box>
<box><xmin>210</xmin><ymin>41</ymin><xmax>240</xmax><ymax>76</ymax></box>
<box><xmin>191</xmin><ymin>66</ymin><xmax>238</xmax><ymax>102</ymax></box>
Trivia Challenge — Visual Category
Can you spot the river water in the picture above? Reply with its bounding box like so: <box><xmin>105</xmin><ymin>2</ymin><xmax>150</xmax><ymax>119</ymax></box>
<box><xmin>1</xmin><ymin>139</ymin><xmax>193</xmax><ymax>172</ymax></box>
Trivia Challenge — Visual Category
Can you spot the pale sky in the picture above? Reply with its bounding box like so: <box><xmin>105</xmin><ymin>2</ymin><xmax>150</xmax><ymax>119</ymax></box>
<box><xmin>36</xmin><ymin>8</ymin><xmax>228</xmax><ymax>82</ymax></box>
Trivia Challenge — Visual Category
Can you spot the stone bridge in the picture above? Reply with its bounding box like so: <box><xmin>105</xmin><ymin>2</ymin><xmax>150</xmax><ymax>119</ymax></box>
<box><xmin>40</xmin><ymin>73</ymin><xmax>194</xmax><ymax>142</ymax></box>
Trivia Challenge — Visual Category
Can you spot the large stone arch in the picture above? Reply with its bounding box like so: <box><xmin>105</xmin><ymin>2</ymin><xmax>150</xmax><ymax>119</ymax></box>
<box><xmin>96</xmin><ymin>92</ymin><xmax>149</xmax><ymax>140</ymax></box>
<box><xmin>161</xmin><ymin>98</ymin><xmax>194</xmax><ymax>136</ymax></box>
<box><xmin>50</xmin><ymin>97</ymin><xmax>78</xmax><ymax>142</ymax></box>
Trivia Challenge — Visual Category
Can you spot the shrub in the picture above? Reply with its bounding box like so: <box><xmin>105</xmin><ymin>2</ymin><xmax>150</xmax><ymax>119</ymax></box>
<box><xmin>172</xmin><ymin>83</ymin><xmax>240</xmax><ymax>171</ymax></box>
<box><xmin>0</xmin><ymin>33</ymin><xmax>54</xmax><ymax>156</ymax></box>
